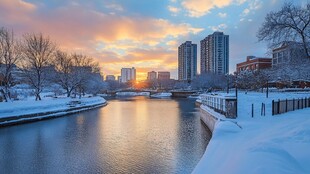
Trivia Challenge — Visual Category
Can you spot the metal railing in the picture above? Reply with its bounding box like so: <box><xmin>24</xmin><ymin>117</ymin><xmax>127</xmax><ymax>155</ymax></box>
<box><xmin>272</xmin><ymin>97</ymin><xmax>310</xmax><ymax>115</ymax></box>
<box><xmin>201</xmin><ymin>94</ymin><xmax>237</xmax><ymax>118</ymax></box>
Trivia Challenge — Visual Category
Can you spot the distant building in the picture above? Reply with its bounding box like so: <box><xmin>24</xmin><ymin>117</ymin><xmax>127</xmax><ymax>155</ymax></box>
<box><xmin>121</xmin><ymin>67</ymin><xmax>136</xmax><ymax>83</ymax></box>
<box><xmin>272</xmin><ymin>41</ymin><xmax>307</xmax><ymax>67</ymax></box>
<box><xmin>105</xmin><ymin>75</ymin><xmax>116</xmax><ymax>81</ymax></box>
<box><xmin>236</xmin><ymin>56</ymin><xmax>272</xmax><ymax>73</ymax></box>
<box><xmin>178</xmin><ymin>41</ymin><xmax>197</xmax><ymax>81</ymax></box>
<box><xmin>147</xmin><ymin>71</ymin><xmax>157</xmax><ymax>80</ymax></box>
<box><xmin>200</xmin><ymin>31</ymin><xmax>229</xmax><ymax>75</ymax></box>
<box><xmin>158</xmin><ymin>71</ymin><xmax>170</xmax><ymax>80</ymax></box>
<box><xmin>117</xmin><ymin>76</ymin><xmax>121</xmax><ymax>83</ymax></box>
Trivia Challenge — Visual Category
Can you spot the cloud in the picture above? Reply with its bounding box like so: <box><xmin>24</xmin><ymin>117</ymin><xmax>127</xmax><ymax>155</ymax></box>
<box><xmin>105</xmin><ymin>3</ymin><xmax>124</xmax><ymax>12</ymax></box>
<box><xmin>218</xmin><ymin>12</ymin><xmax>227</xmax><ymax>18</ymax></box>
<box><xmin>209</xmin><ymin>23</ymin><xmax>228</xmax><ymax>31</ymax></box>
<box><xmin>168</xmin><ymin>5</ymin><xmax>181</xmax><ymax>15</ymax></box>
<box><xmin>249</xmin><ymin>0</ymin><xmax>263</xmax><ymax>10</ymax></box>
<box><xmin>99</xmin><ymin>47</ymin><xmax>178</xmax><ymax>80</ymax></box>
<box><xmin>242</xmin><ymin>8</ymin><xmax>250</xmax><ymax>16</ymax></box>
<box><xmin>0</xmin><ymin>1</ymin><xmax>205</xmax><ymax>80</ymax></box>
<box><xmin>181</xmin><ymin>0</ymin><xmax>247</xmax><ymax>17</ymax></box>
<box><xmin>0</xmin><ymin>0</ymin><xmax>36</xmax><ymax>22</ymax></box>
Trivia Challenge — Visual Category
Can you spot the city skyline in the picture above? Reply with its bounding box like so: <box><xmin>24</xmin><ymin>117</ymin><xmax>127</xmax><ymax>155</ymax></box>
<box><xmin>0</xmin><ymin>0</ymin><xmax>305</xmax><ymax>80</ymax></box>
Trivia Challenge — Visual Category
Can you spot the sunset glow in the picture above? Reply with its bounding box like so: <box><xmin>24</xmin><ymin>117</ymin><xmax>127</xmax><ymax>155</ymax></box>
<box><xmin>0</xmin><ymin>0</ymin><xmax>303</xmax><ymax>81</ymax></box>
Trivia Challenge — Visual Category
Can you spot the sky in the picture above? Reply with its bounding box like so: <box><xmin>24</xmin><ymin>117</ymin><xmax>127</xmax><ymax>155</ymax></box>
<box><xmin>0</xmin><ymin>0</ymin><xmax>306</xmax><ymax>80</ymax></box>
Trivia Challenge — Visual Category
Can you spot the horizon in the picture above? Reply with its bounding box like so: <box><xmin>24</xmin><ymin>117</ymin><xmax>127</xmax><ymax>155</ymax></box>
<box><xmin>0</xmin><ymin>0</ymin><xmax>305</xmax><ymax>81</ymax></box>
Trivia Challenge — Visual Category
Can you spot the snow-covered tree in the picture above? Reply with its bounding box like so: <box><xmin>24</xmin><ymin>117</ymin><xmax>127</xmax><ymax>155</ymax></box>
<box><xmin>85</xmin><ymin>73</ymin><xmax>107</xmax><ymax>95</ymax></box>
<box><xmin>191</xmin><ymin>73</ymin><xmax>226</xmax><ymax>91</ymax></box>
<box><xmin>257</xmin><ymin>2</ymin><xmax>310</xmax><ymax>58</ymax></box>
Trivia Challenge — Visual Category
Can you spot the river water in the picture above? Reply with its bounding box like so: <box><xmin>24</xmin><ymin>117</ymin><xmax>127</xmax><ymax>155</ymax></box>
<box><xmin>0</xmin><ymin>96</ymin><xmax>211</xmax><ymax>174</ymax></box>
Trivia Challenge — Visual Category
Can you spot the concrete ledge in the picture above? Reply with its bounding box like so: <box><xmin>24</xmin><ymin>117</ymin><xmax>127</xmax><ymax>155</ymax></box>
<box><xmin>200</xmin><ymin>106</ymin><xmax>218</xmax><ymax>132</ymax></box>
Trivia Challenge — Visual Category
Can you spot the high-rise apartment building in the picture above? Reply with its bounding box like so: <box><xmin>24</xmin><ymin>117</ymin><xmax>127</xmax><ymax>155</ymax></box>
<box><xmin>178</xmin><ymin>41</ymin><xmax>197</xmax><ymax>81</ymax></box>
<box><xmin>200</xmin><ymin>31</ymin><xmax>229</xmax><ymax>75</ymax></box>
<box><xmin>121</xmin><ymin>67</ymin><xmax>136</xmax><ymax>83</ymax></box>
<box><xmin>158</xmin><ymin>71</ymin><xmax>170</xmax><ymax>80</ymax></box>
<box><xmin>147</xmin><ymin>71</ymin><xmax>157</xmax><ymax>80</ymax></box>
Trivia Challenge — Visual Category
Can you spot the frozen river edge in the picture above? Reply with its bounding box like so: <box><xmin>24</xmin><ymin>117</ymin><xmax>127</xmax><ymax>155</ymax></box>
<box><xmin>0</xmin><ymin>97</ymin><xmax>107</xmax><ymax>127</ymax></box>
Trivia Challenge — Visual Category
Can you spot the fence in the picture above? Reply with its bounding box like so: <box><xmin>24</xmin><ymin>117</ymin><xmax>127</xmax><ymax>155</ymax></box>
<box><xmin>201</xmin><ymin>94</ymin><xmax>237</xmax><ymax>119</ymax></box>
<box><xmin>272</xmin><ymin>97</ymin><xmax>310</xmax><ymax>115</ymax></box>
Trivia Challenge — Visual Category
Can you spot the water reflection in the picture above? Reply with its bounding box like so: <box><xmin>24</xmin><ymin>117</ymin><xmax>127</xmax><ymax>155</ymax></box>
<box><xmin>0</xmin><ymin>96</ymin><xmax>211</xmax><ymax>174</ymax></box>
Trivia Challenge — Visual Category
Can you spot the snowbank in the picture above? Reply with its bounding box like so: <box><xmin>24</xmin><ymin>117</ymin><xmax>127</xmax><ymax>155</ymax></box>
<box><xmin>150</xmin><ymin>92</ymin><xmax>172</xmax><ymax>98</ymax></box>
<box><xmin>193</xmin><ymin>91</ymin><xmax>310</xmax><ymax>174</ymax></box>
<box><xmin>0</xmin><ymin>96</ymin><xmax>106</xmax><ymax>126</ymax></box>
<box><xmin>116</xmin><ymin>92</ymin><xmax>150</xmax><ymax>96</ymax></box>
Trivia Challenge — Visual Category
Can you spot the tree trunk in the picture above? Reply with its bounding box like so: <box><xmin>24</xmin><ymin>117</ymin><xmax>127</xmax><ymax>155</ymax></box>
<box><xmin>35</xmin><ymin>89</ymin><xmax>41</xmax><ymax>101</ymax></box>
<box><xmin>66</xmin><ymin>88</ymin><xmax>70</xmax><ymax>97</ymax></box>
<box><xmin>0</xmin><ymin>89</ymin><xmax>8</xmax><ymax>102</ymax></box>
<box><xmin>300</xmin><ymin>32</ymin><xmax>310</xmax><ymax>58</ymax></box>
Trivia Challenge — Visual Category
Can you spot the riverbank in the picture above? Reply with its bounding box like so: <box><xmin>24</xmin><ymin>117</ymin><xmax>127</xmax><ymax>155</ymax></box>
<box><xmin>0</xmin><ymin>96</ymin><xmax>107</xmax><ymax>127</ymax></box>
<box><xmin>193</xmin><ymin>91</ymin><xmax>310</xmax><ymax>174</ymax></box>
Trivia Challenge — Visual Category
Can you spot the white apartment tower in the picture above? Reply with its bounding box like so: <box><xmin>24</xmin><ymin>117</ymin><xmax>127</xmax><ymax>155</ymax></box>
<box><xmin>121</xmin><ymin>67</ymin><xmax>136</xmax><ymax>83</ymax></box>
<box><xmin>201</xmin><ymin>32</ymin><xmax>229</xmax><ymax>75</ymax></box>
<box><xmin>178</xmin><ymin>41</ymin><xmax>197</xmax><ymax>81</ymax></box>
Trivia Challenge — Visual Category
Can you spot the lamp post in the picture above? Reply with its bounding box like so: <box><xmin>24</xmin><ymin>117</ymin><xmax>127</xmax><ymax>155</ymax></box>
<box><xmin>226</xmin><ymin>74</ymin><xmax>229</xmax><ymax>94</ymax></box>
<box><xmin>266</xmin><ymin>80</ymin><xmax>269</xmax><ymax>98</ymax></box>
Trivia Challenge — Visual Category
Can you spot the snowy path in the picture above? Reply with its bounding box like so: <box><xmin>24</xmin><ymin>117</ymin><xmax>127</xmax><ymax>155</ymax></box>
<box><xmin>193</xmin><ymin>91</ymin><xmax>310</xmax><ymax>174</ymax></box>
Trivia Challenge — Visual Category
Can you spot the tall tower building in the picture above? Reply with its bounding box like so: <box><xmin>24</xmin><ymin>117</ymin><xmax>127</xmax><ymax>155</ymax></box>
<box><xmin>200</xmin><ymin>31</ymin><xmax>229</xmax><ymax>75</ymax></box>
<box><xmin>178</xmin><ymin>41</ymin><xmax>197</xmax><ymax>81</ymax></box>
<box><xmin>121</xmin><ymin>67</ymin><xmax>136</xmax><ymax>83</ymax></box>
<box><xmin>147</xmin><ymin>71</ymin><xmax>157</xmax><ymax>80</ymax></box>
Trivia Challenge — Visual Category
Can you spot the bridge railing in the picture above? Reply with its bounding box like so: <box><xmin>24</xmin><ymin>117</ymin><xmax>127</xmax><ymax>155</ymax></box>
<box><xmin>200</xmin><ymin>94</ymin><xmax>237</xmax><ymax>119</ymax></box>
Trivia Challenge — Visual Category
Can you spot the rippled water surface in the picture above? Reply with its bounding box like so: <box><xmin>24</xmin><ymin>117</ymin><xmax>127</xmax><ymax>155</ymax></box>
<box><xmin>0</xmin><ymin>96</ymin><xmax>211</xmax><ymax>174</ymax></box>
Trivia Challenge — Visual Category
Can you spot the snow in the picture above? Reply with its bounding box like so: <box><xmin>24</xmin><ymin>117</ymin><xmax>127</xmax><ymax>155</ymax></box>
<box><xmin>0</xmin><ymin>95</ymin><xmax>106</xmax><ymax>119</ymax></box>
<box><xmin>193</xmin><ymin>91</ymin><xmax>310</xmax><ymax>174</ymax></box>
<box><xmin>116</xmin><ymin>92</ymin><xmax>150</xmax><ymax>96</ymax></box>
<box><xmin>150</xmin><ymin>92</ymin><xmax>172</xmax><ymax>98</ymax></box>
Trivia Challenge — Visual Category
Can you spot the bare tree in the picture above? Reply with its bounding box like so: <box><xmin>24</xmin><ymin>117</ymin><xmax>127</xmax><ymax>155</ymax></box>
<box><xmin>257</xmin><ymin>2</ymin><xmax>310</xmax><ymax>58</ymax></box>
<box><xmin>20</xmin><ymin>33</ymin><xmax>56</xmax><ymax>100</ymax></box>
<box><xmin>71</xmin><ymin>53</ymin><xmax>96</xmax><ymax>98</ymax></box>
<box><xmin>0</xmin><ymin>27</ymin><xmax>21</xmax><ymax>102</ymax></box>
<box><xmin>53</xmin><ymin>50</ymin><xmax>77</xmax><ymax>97</ymax></box>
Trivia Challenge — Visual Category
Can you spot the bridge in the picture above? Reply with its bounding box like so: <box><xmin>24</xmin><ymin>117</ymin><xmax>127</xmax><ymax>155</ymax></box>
<box><xmin>105</xmin><ymin>89</ymin><xmax>198</xmax><ymax>98</ymax></box>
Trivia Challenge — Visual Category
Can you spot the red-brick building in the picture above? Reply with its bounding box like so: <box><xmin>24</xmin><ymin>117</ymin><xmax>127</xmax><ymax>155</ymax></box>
<box><xmin>236</xmin><ymin>56</ymin><xmax>272</xmax><ymax>73</ymax></box>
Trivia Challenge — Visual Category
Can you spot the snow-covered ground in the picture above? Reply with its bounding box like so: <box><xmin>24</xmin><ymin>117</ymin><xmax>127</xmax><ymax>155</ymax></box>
<box><xmin>193</xmin><ymin>91</ymin><xmax>310</xmax><ymax>174</ymax></box>
<box><xmin>150</xmin><ymin>92</ymin><xmax>172</xmax><ymax>98</ymax></box>
<box><xmin>116</xmin><ymin>92</ymin><xmax>150</xmax><ymax>96</ymax></box>
<box><xmin>0</xmin><ymin>95</ymin><xmax>106</xmax><ymax>119</ymax></box>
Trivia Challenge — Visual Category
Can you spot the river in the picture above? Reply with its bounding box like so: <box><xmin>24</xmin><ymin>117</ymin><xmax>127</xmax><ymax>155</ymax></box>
<box><xmin>0</xmin><ymin>96</ymin><xmax>211</xmax><ymax>174</ymax></box>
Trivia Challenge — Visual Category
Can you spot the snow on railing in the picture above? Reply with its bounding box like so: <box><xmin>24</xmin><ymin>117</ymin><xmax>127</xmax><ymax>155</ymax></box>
<box><xmin>200</xmin><ymin>93</ymin><xmax>237</xmax><ymax>119</ymax></box>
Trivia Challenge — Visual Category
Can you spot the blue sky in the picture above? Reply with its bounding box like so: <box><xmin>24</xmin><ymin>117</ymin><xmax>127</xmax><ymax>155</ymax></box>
<box><xmin>0</xmin><ymin>0</ymin><xmax>306</xmax><ymax>80</ymax></box>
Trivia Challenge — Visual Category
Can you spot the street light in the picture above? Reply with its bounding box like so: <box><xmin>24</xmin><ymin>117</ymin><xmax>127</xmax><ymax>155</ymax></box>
<box><xmin>226</xmin><ymin>73</ymin><xmax>229</xmax><ymax>94</ymax></box>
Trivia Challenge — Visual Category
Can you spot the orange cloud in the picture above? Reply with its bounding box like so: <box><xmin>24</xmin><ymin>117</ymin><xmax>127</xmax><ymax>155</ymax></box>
<box><xmin>98</xmin><ymin>47</ymin><xmax>178</xmax><ymax>81</ymax></box>
<box><xmin>0</xmin><ymin>0</ymin><xmax>36</xmax><ymax>22</ymax></box>
<box><xmin>182</xmin><ymin>0</ymin><xmax>246</xmax><ymax>17</ymax></box>
<box><xmin>0</xmin><ymin>1</ymin><xmax>203</xmax><ymax>81</ymax></box>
